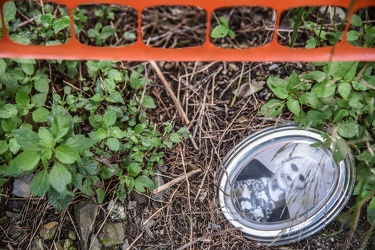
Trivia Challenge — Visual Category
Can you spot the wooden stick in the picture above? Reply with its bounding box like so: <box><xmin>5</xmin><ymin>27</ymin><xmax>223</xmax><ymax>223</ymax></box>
<box><xmin>152</xmin><ymin>169</ymin><xmax>201</xmax><ymax>195</ymax></box>
<box><xmin>149</xmin><ymin>60</ymin><xmax>190</xmax><ymax>124</ymax></box>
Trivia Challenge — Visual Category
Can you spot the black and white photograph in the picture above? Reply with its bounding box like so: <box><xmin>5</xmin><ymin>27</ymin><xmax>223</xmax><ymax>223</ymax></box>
<box><xmin>232</xmin><ymin>142</ymin><xmax>336</xmax><ymax>223</ymax></box>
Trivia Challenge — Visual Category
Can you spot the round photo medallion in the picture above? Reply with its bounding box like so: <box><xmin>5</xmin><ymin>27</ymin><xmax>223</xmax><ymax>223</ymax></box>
<box><xmin>218</xmin><ymin>125</ymin><xmax>355</xmax><ymax>245</ymax></box>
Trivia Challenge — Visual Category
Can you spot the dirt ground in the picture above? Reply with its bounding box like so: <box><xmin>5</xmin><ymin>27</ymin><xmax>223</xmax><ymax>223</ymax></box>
<box><xmin>1</xmin><ymin>61</ymin><xmax>374</xmax><ymax>250</ymax></box>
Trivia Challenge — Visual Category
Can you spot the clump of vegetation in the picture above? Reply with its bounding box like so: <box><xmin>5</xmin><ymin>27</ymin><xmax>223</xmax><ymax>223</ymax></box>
<box><xmin>0</xmin><ymin>2</ymin><xmax>188</xmax><ymax>210</ymax></box>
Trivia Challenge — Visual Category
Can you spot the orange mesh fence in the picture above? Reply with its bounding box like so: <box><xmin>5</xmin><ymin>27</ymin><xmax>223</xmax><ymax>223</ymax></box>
<box><xmin>0</xmin><ymin>0</ymin><xmax>374</xmax><ymax>61</ymax></box>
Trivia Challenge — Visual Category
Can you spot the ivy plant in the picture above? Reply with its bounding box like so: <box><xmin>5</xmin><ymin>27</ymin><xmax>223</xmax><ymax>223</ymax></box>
<box><xmin>210</xmin><ymin>16</ymin><xmax>235</xmax><ymax>39</ymax></box>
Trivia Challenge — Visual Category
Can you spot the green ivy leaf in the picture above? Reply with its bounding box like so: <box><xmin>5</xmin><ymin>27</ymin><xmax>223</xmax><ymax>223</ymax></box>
<box><xmin>267</xmin><ymin>76</ymin><xmax>289</xmax><ymax>99</ymax></box>
<box><xmin>48</xmin><ymin>162</ymin><xmax>72</xmax><ymax>193</ymax></box>
<box><xmin>306</xmin><ymin>110</ymin><xmax>326</xmax><ymax>125</ymax></box>
<box><xmin>303</xmin><ymin>71</ymin><xmax>327</xmax><ymax>82</ymax></box>
<box><xmin>51</xmin><ymin>114</ymin><xmax>70</xmax><ymax>140</ymax></box>
<box><xmin>106</xmin><ymin>90</ymin><xmax>125</xmax><ymax>104</ymax></box>
<box><xmin>169</xmin><ymin>133</ymin><xmax>181</xmax><ymax>143</ymax></box>
<box><xmin>332</xmin><ymin>138</ymin><xmax>349</xmax><ymax>162</ymax></box>
<box><xmin>90</xmin><ymin>127</ymin><xmax>107</xmax><ymax>140</ymax></box>
<box><xmin>107</xmin><ymin>137</ymin><xmax>120</xmax><ymax>151</ymax></box>
<box><xmin>96</xmin><ymin>188</ymin><xmax>105</xmax><ymax>204</ymax></box>
<box><xmin>41</xmin><ymin>14</ymin><xmax>53</xmax><ymax>27</ymax></box>
<box><xmin>134</xmin><ymin>175</ymin><xmax>156</xmax><ymax>192</ymax></box>
<box><xmin>299</xmin><ymin>92</ymin><xmax>321</xmax><ymax>109</ymax></box>
<box><xmin>108</xmin><ymin>69</ymin><xmax>122</xmax><ymax>82</ymax></box>
<box><xmin>31</xmin><ymin>169</ymin><xmax>50</xmax><ymax>196</ymax></box>
<box><xmin>103</xmin><ymin>109</ymin><xmax>117</xmax><ymax>127</ymax></box>
<box><xmin>34</xmin><ymin>79</ymin><xmax>50</xmax><ymax>94</ymax></box>
<box><xmin>286</xmin><ymin>71</ymin><xmax>301</xmax><ymax>93</ymax></box>
<box><xmin>333</xmin><ymin>109</ymin><xmax>349</xmax><ymax>122</ymax></box>
<box><xmin>0</xmin><ymin>59</ymin><xmax>6</xmax><ymax>75</ymax></box>
<box><xmin>0</xmin><ymin>104</ymin><xmax>18</xmax><ymax>118</ymax></box>
<box><xmin>328</xmin><ymin>62</ymin><xmax>359</xmax><ymax>81</ymax></box>
<box><xmin>141</xmin><ymin>95</ymin><xmax>156</xmax><ymax>109</ymax></box>
<box><xmin>31</xmin><ymin>93</ymin><xmax>48</xmax><ymax>107</ymax></box>
<box><xmin>351</xmin><ymin>14</ymin><xmax>362</xmax><ymax>27</ymax></box>
<box><xmin>338</xmin><ymin>82</ymin><xmax>351</xmax><ymax>100</ymax></box>
<box><xmin>13</xmin><ymin>128</ymin><xmax>41</xmax><ymax>150</ymax></box>
<box><xmin>347</xmin><ymin>30</ymin><xmax>360</xmax><ymax>42</ymax></box>
<box><xmin>219</xmin><ymin>16</ymin><xmax>229</xmax><ymax>27</ymax></box>
<box><xmin>338</xmin><ymin>120</ymin><xmax>358</xmax><ymax>138</ymax></box>
<box><xmin>65</xmin><ymin>135</ymin><xmax>94</xmax><ymax>152</ymax></box>
<box><xmin>228</xmin><ymin>29</ymin><xmax>235</xmax><ymax>39</ymax></box>
<box><xmin>16</xmin><ymin>90</ymin><xmax>30</xmax><ymax>106</ymax></box>
<box><xmin>257</xmin><ymin>99</ymin><xmax>285</xmax><ymax>117</ymax></box>
<box><xmin>3</xmin><ymin>1</ymin><xmax>16</xmax><ymax>23</ymax></box>
<box><xmin>130</xmin><ymin>71</ymin><xmax>145</xmax><ymax>89</ymax></box>
<box><xmin>38</xmin><ymin>127</ymin><xmax>55</xmax><ymax>148</ymax></box>
<box><xmin>5</xmin><ymin>150</ymin><xmax>40</xmax><ymax>175</ymax></box>
<box><xmin>348</xmin><ymin>92</ymin><xmax>364</xmax><ymax>109</ymax></box>
<box><xmin>305</xmin><ymin>37</ymin><xmax>318</xmax><ymax>48</ymax></box>
<box><xmin>311</xmin><ymin>78</ymin><xmax>336</xmax><ymax>98</ymax></box>
<box><xmin>32</xmin><ymin>107</ymin><xmax>50</xmax><ymax>122</ymax></box>
<box><xmin>21</xmin><ymin>63</ymin><xmax>35</xmax><ymax>75</ymax></box>
<box><xmin>1</xmin><ymin>119</ymin><xmax>17</xmax><ymax>132</ymax></box>
<box><xmin>55</xmin><ymin>145</ymin><xmax>79</xmax><ymax>164</ymax></box>
<box><xmin>103</xmin><ymin>78</ymin><xmax>115</xmax><ymax>92</ymax></box>
<box><xmin>287</xmin><ymin>98</ymin><xmax>301</xmax><ymax>116</ymax></box>
<box><xmin>127</xmin><ymin>163</ymin><xmax>141</xmax><ymax>177</ymax></box>
<box><xmin>131</xmin><ymin>151</ymin><xmax>144</xmax><ymax>163</ymax></box>
<box><xmin>0</xmin><ymin>141</ymin><xmax>9</xmax><ymax>155</ymax></box>
<box><xmin>9</xmin><ymin>138</ymin><xmax>21</xmax><ymax>155</ymax></box>
<box><xmin>52</xmin><ymin>16</ymin><xmax>70</xmax><ymax>34</ymax></box>
<box><xmin>210</xmin><ymin>25</ymin><xmax>229</xmax><ymax>39</ymax></box>
<box><xmin>47</xmin><ymin>188</ymin><xmax>73</xmax><ymax>211</ymax></box>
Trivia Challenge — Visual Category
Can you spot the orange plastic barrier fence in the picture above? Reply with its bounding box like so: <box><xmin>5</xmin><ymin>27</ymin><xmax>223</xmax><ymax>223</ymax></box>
<box><xmin>0</xmin><ymin>0</ymin><xmax>374</xmax><ymax>61</ymax></box>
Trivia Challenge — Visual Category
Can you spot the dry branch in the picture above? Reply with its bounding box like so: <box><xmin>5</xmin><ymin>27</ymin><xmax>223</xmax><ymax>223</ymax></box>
<box><xmin>152</xmin><ymin>169</ymin><xmax>202</xmax><ymax>195</ymax></box>
<box><xmin>149</xmin><ymin>60</ymin><xmax>190</xmax><ymax>124</ymax></box>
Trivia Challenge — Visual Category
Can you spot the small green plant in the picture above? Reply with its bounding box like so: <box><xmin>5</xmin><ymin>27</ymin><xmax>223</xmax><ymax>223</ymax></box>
<box><xmin>210</xmin><ymin>16</ymin><xmax>235</xmax><ymax>39</ymax></box>
<box><xmin>347</xmin><ymin>14</ymin><xmax>375</xmax><ymax>48</ymax></box>
<box><xmin>3</xmin><ymin>1</ymin><xmax>70</xmax><ymax>45</ymax></box>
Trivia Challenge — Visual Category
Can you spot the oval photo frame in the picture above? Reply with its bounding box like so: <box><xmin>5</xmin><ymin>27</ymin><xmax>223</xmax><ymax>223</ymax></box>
<box><xmin>218</xmin><ymin>125</ymin><xmax>355</xmax><ymax>245</ymax></box>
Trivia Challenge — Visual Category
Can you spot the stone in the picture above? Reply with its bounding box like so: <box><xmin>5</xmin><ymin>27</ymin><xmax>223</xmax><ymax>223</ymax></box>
<box><xmin>268</xmin><ymin>64</ymin><xmax>279</xmax><ymax>71</ymax></box>
<box><xmin>31</xmin><ymin>237</ymin><xmax>44</xmax><ymax>250</ymax></box>
<box><xmin>8</xmin><ymin>224</ymin><xmax>23</xmax><ymax>239</ymax></box>
<box><xmin>127</xmin><ymin>201</ymin><xmax>137</xmax><ymax>210</ymax></box>
<box><xmin>89</xmin><ymin>235</ymin><xmax>103</xmax><ymax>250</ymax></box>
<box><xmin>152</xmin><ymin>175</ymin><xmax>165</xmax><ymax>202</ymax></box>
<box><xmin>98</xmin><ymin>222</ymin><xmax>126</xmax><ymax>248</ymax></box>
<box><xmin>12</xmin><ymin>175</ymin><xmax>33</xmax><ymax>198</ymax></box>
<box><xmin>107</xmin><ymin>200</ymin><xmax>127</xmax><ymax>221</ymax></box>
<box><xmin>131</xmin><ymin>191</ymin><xmax>148</xmax><ymax>205</ymax></box>
<box><xmin>122</xmin><ymin>239</ymin><xmax>129</xmax><ymax>250</ymax></box>
<box><xmin>39</xmin><ymin>221</ymin><xmax>59</xmax><ymax>240</ymax></box>
<box><xmin>74</xmin><ymin>200</ymin><xmax>99</xmax><ymax>250</ymax></box>
<box><xmin>5</xmin><ymin>211</ymin><xmax>19</xmax><ymax>218</ymax></box>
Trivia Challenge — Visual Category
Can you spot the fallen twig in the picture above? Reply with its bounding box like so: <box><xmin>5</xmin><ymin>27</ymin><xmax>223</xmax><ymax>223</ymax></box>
<box><xmin>149</xmin><ymin>60</ymin><xmax>190</xmax><ymax>124</ymax></box>
<box><xmin>152</xmin><ymin>168</ymin><xmax>202</xmax><ymax>195</ymax></box>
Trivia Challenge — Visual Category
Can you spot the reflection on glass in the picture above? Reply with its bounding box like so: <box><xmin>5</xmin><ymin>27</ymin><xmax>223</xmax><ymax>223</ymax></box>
<box><xmin>233</xmin><ymin>143</ymin><xmax>335</xmax><ymax>223</ymax></box>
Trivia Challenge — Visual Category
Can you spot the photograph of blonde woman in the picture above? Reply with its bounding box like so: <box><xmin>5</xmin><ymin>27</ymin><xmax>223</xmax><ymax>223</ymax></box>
<box><xmin>233</xmin><ymin>143</ymin><xmax>334</xmax><ymax>223</ymax></box>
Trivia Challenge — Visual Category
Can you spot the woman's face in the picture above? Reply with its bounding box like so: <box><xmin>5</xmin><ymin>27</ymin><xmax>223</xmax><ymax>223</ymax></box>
<box><xmin>274</xmin><ymin>157</ymin><xmax>309</xmax><ymax>192</ymax></box>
